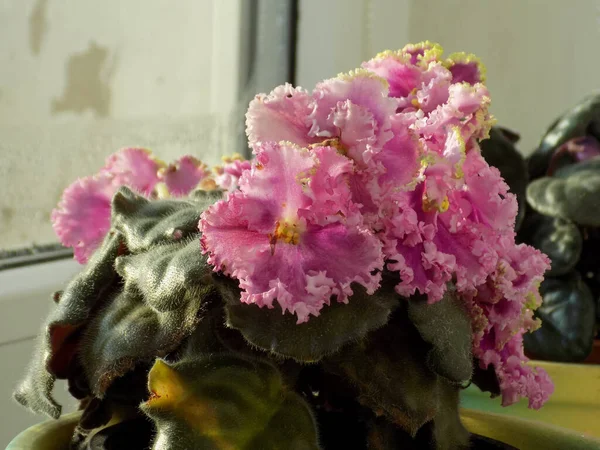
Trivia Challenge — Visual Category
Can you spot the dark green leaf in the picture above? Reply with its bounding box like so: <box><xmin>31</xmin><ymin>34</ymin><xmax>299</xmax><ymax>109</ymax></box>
<box><xmin>526</xmin><ymin>169</ymin><xmax>600</xmax><ymax>226</ymax></box>
<box><xmin>324</xmin><ymin>305</ymin><xmax>457</xmax><ymax>439</ymax></box>
<box><xmin>141</xmin><ymin>354</ymin><xmax>320</xmax><ymax>450</ymax></box>
<box><xmin>115</xmin><ymin>236</ymin><xmax>212</xmax><ymax>312</ymax></box>
<box><xmin>219</xmin><ymin>275</ymin><xmax>400</xmax><ymax>362</ymax></box>
<box><xmin>13</xmin><ymin>232</ymin><xmax>123</xmax><ymax>418</ymax></box>
<box><xmin>528</xmin><ymin>92</ymin><xmax>600</xmax><ymax>179</ymax></box>
<box><xmin>480</xmin><ymin>127</ymin><xmax>528</xmax><ymax>230</ymax></box>
<box><xmin>81</xmin><ymin>239</ymin><xmax>219</xmax><ymax>395</ymax></box>
<box><xmin>518</xmin><ymin>214</ymin><xmax>582</xmax><ymax>276</ymax></box>
<box><xmin>407</xmin><ymin>288</ymin><xmax>473</xmax><ymax>384</ymax></box>
<box><xmin>111</xmin><ymin>186</ymin><xmax>222</xmax><ymax>253</ymax></box>
<box><xmin>524</xmin><ymin>272</ymin><xmax>596</xmax><ymax>362</ymax></box>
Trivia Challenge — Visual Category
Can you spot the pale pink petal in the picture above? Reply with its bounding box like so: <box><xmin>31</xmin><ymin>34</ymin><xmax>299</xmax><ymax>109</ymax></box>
<box><xmin>214</xmin><ymin>157</ymin><xmax>252</xmax><ymax>192</ymax></box>
<box><xmin>51</xmin><ymin>175</ymin><xmax>115</xmax><ymax>264</ymax></box>
<box><xmin>101</xmin><ymin>148</ymin><xmax>163</xmax><ymax>196</ymax></box>
<box><xmin>310</xmin><ymin>71</ymin><xmax>397</xmax><ymax>163</ymax></box>
<box><xmin>160</xmin><ymin>155</ymin><xmax>209</xmax><ymax>196</ymax></box>
<box><xmin>246</xmin><ymin>83</ymin><xmax>318</xmax><ymax>148</ymax></box>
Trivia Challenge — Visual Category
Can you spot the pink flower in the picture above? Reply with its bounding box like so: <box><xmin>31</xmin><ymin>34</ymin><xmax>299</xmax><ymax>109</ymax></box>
<box><xmin>100</xmin><ymin>148</ymin><xmax>164</xmax><ymax>196</ymax></box>
<box><xmin>246</xmin><ymin>71</ymin><xmax>398</xmax><ymax>169</ymax></box>
<box><xmin>159</xmin><ymin>155</ymin><xmax>209</xmax><ymax>196</ymax></box>
<box><xmin>200</xmin><ymin>141</ymin><xmax>383</xmax><ymax>323</ymax></box>
<box><xmin>51</xmin><ymin>175</ymin><xmax>114</xmax><ymax>264</ymax></box>
<box><xmin>52</xmin><ymin>148</ymin><xmax>208</xmax><ymax>263</ymax></box>
<box><xmin>213</xmin><ymin>154</ymin><xmax>252</xmax><ymax>192</ymax></box>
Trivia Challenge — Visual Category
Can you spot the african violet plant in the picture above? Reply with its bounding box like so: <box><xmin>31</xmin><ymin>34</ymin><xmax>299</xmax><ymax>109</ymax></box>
<box><xmin>15</xmin><ymin>42</ymin><xmax>554</xmax><ymax>450</ymax></box>
<box><xmin>516</xmin><ymin>94</ymin><xmax>600</xmax><ymax>362</ymax></box>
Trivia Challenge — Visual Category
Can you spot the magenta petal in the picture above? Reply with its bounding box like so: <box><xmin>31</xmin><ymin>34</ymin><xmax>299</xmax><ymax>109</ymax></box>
<box><xmin>362</xmin><ymin>51</ymin><xmax>422</xmax><ymax>99</ymax></box>
<box><xmin>51</xmin><ymin>175</ymin><xmax>115</xmax><ymax>264</ymax></box>
<box><xmin>101</xmin><ymin>148</ymin><xmax>163</xmax><ymax>196</ymax></box>
<box><xmin>160</xmin><ymin>155</ymin><xmax>209</xmax><ymax>196</ymax></box>
<box><xmin>246</xmin><ymin>83</ymin><xmax>317</xmax><ymax>148</ymax></box>
<box><xmin>444</xmin><ymin>52</ymin><xmax>486</xmax><ymax>85</ymax></box>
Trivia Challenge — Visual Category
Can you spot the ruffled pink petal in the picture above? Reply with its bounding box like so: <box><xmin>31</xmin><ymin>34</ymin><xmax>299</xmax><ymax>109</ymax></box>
<box><xmin>238</xmin><ymin>142</ymin><xmax>315</xmax><ymax>221</ymax></box>
<box><xmin>200</xmin><ymin>140</ymin><xmax>382</xmax><ymax>323</ymax></box>
<box><xmin>414</xmin><ymin>63</ymin><xmax>452</xmax><ymax>114</ymax></box>
<box><xmin>310</xmin><ymin>71</ymin><xmax>397</xmax><ymax>164</ymax></box>
<box><xmin>477</xmin><ymin>333</ymin><xmax>554</xmax><ymax>409</ymax></box>
<box><xmin>246</xmin><ymin>83</ymin><xmax>318</xmax><ymax>148</ymax></box>
<box><xmin>214</xmin><ymin>157</ymin><xmax>252</xmax><ymax>192</ymax></box>
<box><xmin>375</xmin><ymin>118</ymin><xmax>422</xmax><ymax>196</ymax></box>
<box><xmin>362</xmin><ymin>51</ymin><xmax>422</xmax><ymax>100</ymax></box>
<box><xmin>415</xmin><ymin>83</ymin><xmax>492</xmax><ymax>149</ymax></box>
<box><xmin>160</xmin><ymin>155</ymin><xmax>209</xmax><ymax>196</ymax></box>
<box><xmin>51</xmin><ymin>175</ymin><xmax>115</xmax><ymax>264</ymax></box>
<box><xmin>101</xmin><ymin>148</ymin><xmax>163</xmax><ymax>196</ymax></box>
<box><xmin>235</xmin><ymin>223</ymin><xmax>383</xmax><ymax>323</ymax></box>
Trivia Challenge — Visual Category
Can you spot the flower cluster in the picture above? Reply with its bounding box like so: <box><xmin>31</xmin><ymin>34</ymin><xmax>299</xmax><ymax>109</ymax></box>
<box><xmin>52</xmin><ymin>149</ymin><xmax>245</xmax><ymax>263</ymax></box>
<box><xmin>199</xmin><ymin>42</ymin><xmax>553</xmax><ymax>408</ymax></box>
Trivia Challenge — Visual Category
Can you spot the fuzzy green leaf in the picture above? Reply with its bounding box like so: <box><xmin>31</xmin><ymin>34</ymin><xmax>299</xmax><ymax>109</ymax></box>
<box><xmin>324</xmin><ymin>304</ymin><xmax>462</xmax><ymax>439</ymax></box>
<box><xmin>407</xmin><ymin>289</ymin><xmax>473</xmax><ymax>384</ymax></box>
<box><xmin>528</xmin><ymin>93</ymin><xmax>600</xmax><ymax>179</ymax></box>
<box><xmin>219</xmin><ymin>275</ymin><xmax>400</xmax><ymax>362</ymax></box>
<box><xmin>141</xmin><ymin>354</ymin><xmax>321</xmax><ymax>450</ymax></box>
<box><xmin>13</xmin><ymin>232</ymin><xmax>123</xmax><ymax>418</ymax></box>
<box><xmin>112</xmin><ymin>186</ymin><xmax>222</xmax><ymax>253</ymax></box>
<box><xmin>115</xmin><ymin>237</ymin><xmax>213</xmax><ymax>312</ymax></box>
<box><xmin>81</xmin><ymin>238</ymin><xmax>219</xmax><ymax>395</ymax></box>
<box><xmin>526</xmin><ymin>168</ymin><xmax>600</xmax><ymax>226</ymax></box>
<box><xmin>524</xmin><ymin>272</ymin><xmax>596</xmax><ymax>362</ymax></box>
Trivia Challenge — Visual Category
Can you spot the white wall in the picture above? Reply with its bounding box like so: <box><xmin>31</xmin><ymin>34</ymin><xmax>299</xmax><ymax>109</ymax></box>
<box><xmin>0</xmin><ymin>0</ymin><xmax>246</xmax><ymax>250</ymax></box>
<box><xmin>297</xmin><ymin>0</ymin><xmax>600</xmax><ymax>155</ymax></box>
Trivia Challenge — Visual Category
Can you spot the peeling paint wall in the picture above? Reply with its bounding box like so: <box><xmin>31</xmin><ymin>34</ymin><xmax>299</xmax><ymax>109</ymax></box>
<box><xmin>0</xmin><ymin>0</ymin><xmax>246</xmax><ymax>250</ymax></box>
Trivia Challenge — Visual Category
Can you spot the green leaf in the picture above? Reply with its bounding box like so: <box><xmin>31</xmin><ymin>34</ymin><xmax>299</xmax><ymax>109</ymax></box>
<box><xmin>219</xmin><ymin>275</ymin><xmax>400</xmax><ymax>362</ymax></box>
<box><xmin>480</xmin><ymin>127</ymin><xmax>529</xmax><ymax>230</ymax></box>
<box><xmin>115</xmin><ymin>236</ymin><xmax>213</xmax><ymax>312</ymax></box>
<box><xmin>524</xmin><ymin>272</ymin><xmax>596</xmax><ymax>362</ymax></box>
<box><xmin>111</xmin><ymin>186</ymin><xmax>222</xmax><ymax>253</ymax></box>
<box><xmin>324</xmin><ymin>304</ymin><xmax>450</xmax><ymax>438</ymax></box>
<box><xmin>518</xmin><ymin>214</ymin><xmax>582</xmax><ymax>276</ymax></box>
<box><xmin>407</xmin><ymin>289</ymin><xmax>473</xmax><ymax>384</ymax></box>
<box><xmin>81</xmin><ymin>239</ymin><xmax>219</xmax><ymax>395</ymax></box>
<box><xmin>526</xmin><ymin>168</ymin><xmax>600</xmax><ymax>226</ymax></box>
<box><xmin>528</xmin><ymin>93</ymin><xmax>600</xmax><ymax>179</ymax></box>
<box><xmin>13</xmin><ymin>231</ymin><xmax>123</xmax><ymax>418</ymax></box>
<box><xmin>141</xmin><ymin>354</ymin><xmax>321</xmax><ymax>450</ymax></box>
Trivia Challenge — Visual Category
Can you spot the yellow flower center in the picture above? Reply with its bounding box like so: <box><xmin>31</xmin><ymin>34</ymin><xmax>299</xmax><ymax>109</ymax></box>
<box><xmin>273</xmin><ymin>220</ymin><xmax>301</xmax><ymax>245</ymax></box>
<box><xmin>309</xmin><ymin>137</ymin><xmax>348</xmax><ymax>156</ymax></box>
<box><xmin>422</xmin><ymin>195</ymin><xmax>450</xmax><ymax>213</ymax></box>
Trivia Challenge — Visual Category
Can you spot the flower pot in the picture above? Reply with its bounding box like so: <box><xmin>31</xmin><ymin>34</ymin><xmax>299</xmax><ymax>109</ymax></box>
<box><xmin>584</xmin><ymin>338</ymin><xmax>600</xmax><ymax>364</ymax></box>
<box><xmin>9</xmin><ymin>408</ymin><xmax>600</xmax><ymax>450</ymax></box>
<box><xmin>461</xmin><ymin>360</ymin><xmax>600</xmax><ymax>440</ymax></box>
<box><xmin>6</xmin><ymin>412</ymin><xmax>81</xmax><ymax>450</ymax></box>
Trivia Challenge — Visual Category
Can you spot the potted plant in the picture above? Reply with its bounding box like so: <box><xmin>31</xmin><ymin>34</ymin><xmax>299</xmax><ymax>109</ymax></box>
<box><xmin>11</xmin><ymin>42</ymin><xmax>600</xmax><ymax>450</ymax></box>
